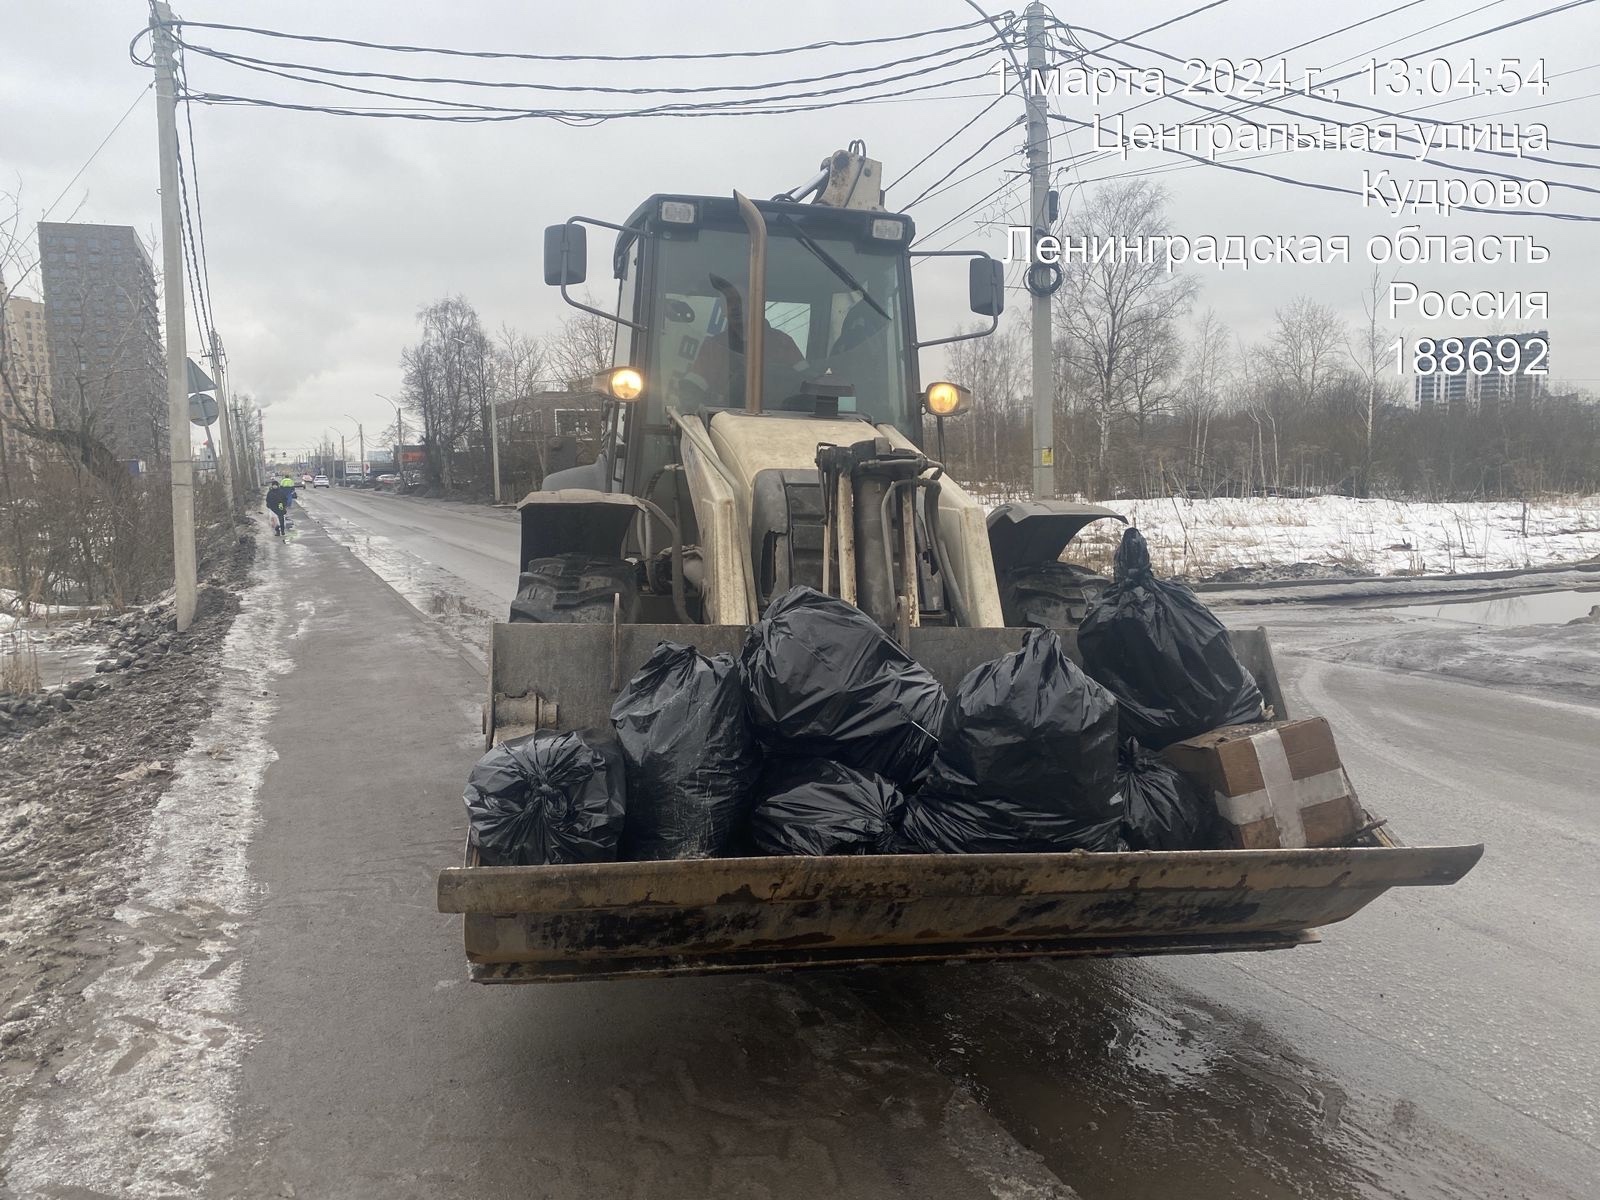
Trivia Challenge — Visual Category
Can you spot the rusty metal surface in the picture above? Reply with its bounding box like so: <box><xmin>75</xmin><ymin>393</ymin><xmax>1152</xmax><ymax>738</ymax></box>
<box><xmin>464</xmin><ymin>928</ymin><xmax>1322</xmax><ymax>983</ymax></box>
<box><xmin>439</xmin><ymin>843</ymin><xmax>1483</xmax><ymax>980</ymax></box>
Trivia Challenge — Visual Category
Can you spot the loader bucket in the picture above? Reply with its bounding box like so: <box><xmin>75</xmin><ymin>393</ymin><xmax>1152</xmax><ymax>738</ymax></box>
<box><xmin>439</xmin><ymin>843</ymin><xmax>1482</xmax><ymax>983</ymax></box>
<box><xmin>484</xmin><ymin>621</ymin><xmax>1283</xmax><ymax>746</ymax></box>
<box><xmin>448</xmin><ymin>621</ymin><xmax>1482</xmax><ymax>983</ymax></box>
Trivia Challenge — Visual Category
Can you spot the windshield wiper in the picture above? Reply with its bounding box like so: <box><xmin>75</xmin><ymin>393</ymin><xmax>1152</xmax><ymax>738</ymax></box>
<box><xmin>772</xmin><ymin>212</ymin><xmax>891</xmax><ymax>324</ymax></box>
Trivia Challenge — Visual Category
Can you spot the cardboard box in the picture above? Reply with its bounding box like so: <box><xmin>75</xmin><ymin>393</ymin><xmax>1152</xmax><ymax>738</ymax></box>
<box><xmin>1161</xmin><ymin>718</ymin><xmax>1362</xmax><ymax>849</ymax></box>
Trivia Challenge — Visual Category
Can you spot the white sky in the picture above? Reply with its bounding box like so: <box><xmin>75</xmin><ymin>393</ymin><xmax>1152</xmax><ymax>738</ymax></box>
<box><xmin>4</xmin><ymin>0</ymin><xmax>1597</xmax><ymax>458</ymax></box>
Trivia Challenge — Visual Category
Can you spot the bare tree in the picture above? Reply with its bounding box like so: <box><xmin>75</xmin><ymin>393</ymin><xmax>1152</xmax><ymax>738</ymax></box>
<box><xmin>1177</xmin><ymin>310</ymin><xmax>1231</xmax><ymax>488</ymax></box>
<box><xmin>1052</xmin><ymin>180</ymin><xmax>1197</xmax><ymax>492</ymax></box>
<box><xmin>1252</xmin><ymin>297</ymin><xmax>1350</xmax><ymax>489</ymax></box>
<box><xmin>401</xmin><ymin>295</ymin><xmax>491</xmax><ymax>491</ymax></box>
<box><xmin>1346</xmin><ymin>269</ymin><xmax>1402</xmax><ymax>496</ymax></box>
<box><xmin>941</xmin><ymin>322</ymin><xmax>1027</xmax><ymax>492</ymax></box>
<box><xmin>546</xmin><ymin>303</ymin><xmax>616</xmax><ymax>389</ymax></box>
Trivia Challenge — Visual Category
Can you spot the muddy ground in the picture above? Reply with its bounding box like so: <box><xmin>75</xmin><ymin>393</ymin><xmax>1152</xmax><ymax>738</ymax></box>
<box><xmin>0</xmin><ymin>533</ymin><xmax>255</xmax><ymax>1168</ymax></box>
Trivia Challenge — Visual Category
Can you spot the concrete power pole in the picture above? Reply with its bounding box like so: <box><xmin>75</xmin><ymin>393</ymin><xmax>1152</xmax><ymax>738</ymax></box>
<box><xmin>153</xmin><ymin>1</ymin><xmax>197</xmax><ymax>631</ymax></box>
<box><xmin>1024</xmin><ymin>1</ymin><xmax>1055</xmax><ymax>499</ymax></box>
<box><xmin>207</xmin><ymin>333</ymin><xmax>242</xmax><ymax>511</ymax></box>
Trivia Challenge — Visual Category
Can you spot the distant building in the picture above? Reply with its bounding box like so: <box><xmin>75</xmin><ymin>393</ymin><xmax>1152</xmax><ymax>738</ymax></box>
<box><xmin>503</xmin><ymin>388</ymin><xmax>605</xmax><ymax>453</ymax></box>
<box><xmin>37</xmin><ymin>221</ymin><xmax>166</xmax><ymax>462</ymax></box>
<box><xmin>1</xmin><ymin>295</ymin><xmax>54</xmax><ymax>462</ymax></box>
<box><xmin>1413</xmin><ymin>330</ymin><xmax>1548</xmax><ymax>413</ymax></box>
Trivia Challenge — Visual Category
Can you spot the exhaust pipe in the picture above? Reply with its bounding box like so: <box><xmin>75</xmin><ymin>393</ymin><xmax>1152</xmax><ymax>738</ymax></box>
<box><xmin>733</xmin><ymin>190</ymin><xmax>766</xmax><ymax>415</ymax></box>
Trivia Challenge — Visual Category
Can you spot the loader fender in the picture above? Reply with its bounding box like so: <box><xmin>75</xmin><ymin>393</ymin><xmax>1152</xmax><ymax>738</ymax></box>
<box><xmin>515</xmin><ymin>489</ymin><xmax>648</xmax><ymax>571</ymax></box>
<box><xmin>986</xmin><ymin>500</ymin><xmax>1126</xmax><ymax>576</ymax></box>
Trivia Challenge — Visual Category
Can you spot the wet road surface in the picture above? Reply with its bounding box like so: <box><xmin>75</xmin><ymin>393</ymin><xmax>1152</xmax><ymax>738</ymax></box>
<box><xmin>248</xmin><ymin>493</ymin><xmax>1598</xmax><ymax>1198</ymax></box>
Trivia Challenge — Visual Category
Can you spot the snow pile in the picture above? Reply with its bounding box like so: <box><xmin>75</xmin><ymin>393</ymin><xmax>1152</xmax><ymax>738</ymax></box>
<box><xmin>1</xmin><ymin>569</ymin><xmax>301</xmax><ymax>1197</ymax></box>
<box><xmin>1033</xmin><ymin>495</ymin><xmax>1600</xmax><ymax>579</ymax></box>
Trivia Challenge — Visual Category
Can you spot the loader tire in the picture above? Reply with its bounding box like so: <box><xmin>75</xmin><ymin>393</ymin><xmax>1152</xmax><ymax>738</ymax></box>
<box><xmin>509</xmin><ymin>554</ymin><xmax>640</xmax><ymax>624</ymax></box>
<box><xmin>998</xmin><ymin>561</ymin><xmax>1109</xmax><ymax>628</ymax></box>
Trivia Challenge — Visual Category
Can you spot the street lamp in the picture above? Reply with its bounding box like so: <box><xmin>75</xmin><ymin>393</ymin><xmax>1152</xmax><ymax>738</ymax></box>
<box><xmin>376</xmin><ymin>393</ymin><xmax>407</xmax><ymax>484</ymax></box>
<box><xmin>452</xmin><ymin>333</ymin><xmax>502</xmax><ymax>504</ymax></box>
<box><xmin>344</xmin><ymin>413</ymin><xmax>365</xmax><ymax>481</ymax></box>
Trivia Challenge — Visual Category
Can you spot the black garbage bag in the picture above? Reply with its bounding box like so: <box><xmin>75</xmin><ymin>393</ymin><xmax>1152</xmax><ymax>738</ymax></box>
<box><xmin>463</xmin><ymin>729</ymin><xmax>625</xmax><ymax>866</ymax></box>
<box><xmin>1078</xmin><ymin>527</ymin><xmax>1264</xmax><ymax>749</ymax></box>
<box><xmin>739</xmin><ymin>586</ymin><xmax>948</xmax><ymax>787</ymax></box>
<box><xmin>610</xmin><ymin>642</ymin><xmax>760</xmax><ymax>860</ymax></box>
<box><xmin>1116</xmin><ymin>739</ymin><xmax>1217</xmax><ymax>851</ymax></box>
<box><xmin>895</xmin><ymin>628</ymin><xmax>1124</xmax><ymax>853</ymax></box>
<box><xmin>748</xmin><ymin>758</ymin><xmax>906</xmax><ymax>857</ymax></box>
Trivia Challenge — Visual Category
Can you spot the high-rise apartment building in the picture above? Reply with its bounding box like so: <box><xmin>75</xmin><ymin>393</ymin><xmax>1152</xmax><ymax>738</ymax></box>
<box><xmin>1412</xmin><ymin>330</ymin><xmax>1549</xmax><ymax>413</ymax></box>
<box><xmin>1</xmin><ymin>295</ymin><xmax>54</xmax><ymax>461</ymax></box>
<box><xmin>37</xmin><ymin>221</ymin><xmax>166</xmax><ymax>463</ymax></box>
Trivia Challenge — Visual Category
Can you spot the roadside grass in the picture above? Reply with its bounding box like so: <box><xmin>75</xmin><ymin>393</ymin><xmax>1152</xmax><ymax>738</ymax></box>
<box><xmin>1</xmin><ymin>636</ymin><xmax>42</xmax><ymax>694</ymax></box>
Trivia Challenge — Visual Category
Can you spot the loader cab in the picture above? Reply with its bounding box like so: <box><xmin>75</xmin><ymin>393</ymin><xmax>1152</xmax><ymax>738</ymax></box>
<box><xmin>620</xmin><ymin>195</ymin><xmax>921</xmax><ymax>436</ymax></box>
<box><xmin>546</xmin><ymin>196</ymin><xmax>927</xmax><ymax>497</ymax></box>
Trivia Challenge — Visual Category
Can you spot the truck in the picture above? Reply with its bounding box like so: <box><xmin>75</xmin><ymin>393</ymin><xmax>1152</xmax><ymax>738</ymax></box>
<box><xmin>437</xmin><ymin>148</ymin><xmax>1481</xmax><ymax>983</ymax></box>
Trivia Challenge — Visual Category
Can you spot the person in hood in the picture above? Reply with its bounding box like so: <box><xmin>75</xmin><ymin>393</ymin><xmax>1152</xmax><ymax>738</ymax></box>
<box><xmin>265</xmin><ymin>482</ymin><xmax>290</xmax><ymax>535</ymax></box>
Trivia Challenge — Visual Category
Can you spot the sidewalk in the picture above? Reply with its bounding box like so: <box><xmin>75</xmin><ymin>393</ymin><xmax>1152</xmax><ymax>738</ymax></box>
<box><xmin>203</xmin><ymin>516</ymin><xmax>1073</xmax><ymax>1198</ymax></box>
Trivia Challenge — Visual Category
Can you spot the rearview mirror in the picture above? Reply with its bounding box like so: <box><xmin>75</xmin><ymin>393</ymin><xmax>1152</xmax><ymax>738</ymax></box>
<box><xmin>543</xmin><ymin>223</ymin><xmax>587</xmax><ymax>287</ymax></box>
<box><xmin>969</xmin><ymin>257</ymin><xmax>1004</xmax><ymax>317</ymax></box>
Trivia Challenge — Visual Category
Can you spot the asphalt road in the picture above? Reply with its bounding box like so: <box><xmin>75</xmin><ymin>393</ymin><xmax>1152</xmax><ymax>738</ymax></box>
<box><xmin>228</xmin><ymin>491</ymin><xmax>1600</xmax><ymax>1198</ymax></box>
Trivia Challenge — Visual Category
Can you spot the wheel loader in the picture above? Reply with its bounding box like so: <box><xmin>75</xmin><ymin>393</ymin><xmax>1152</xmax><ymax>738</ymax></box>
<box><xmin>437</xmin><ymin>148</ymin><xmax>1481</xmax><ymax>983</ymax></box>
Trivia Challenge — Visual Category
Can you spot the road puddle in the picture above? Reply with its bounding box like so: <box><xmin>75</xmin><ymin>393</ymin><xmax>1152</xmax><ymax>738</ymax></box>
<box><xmin>1390</xmin><ymin>587</ymin><xmax>1600</xmax><ymax>626</ymax></box>
<box><xmin>839</xmin><ymin>960</ymin><xmax>1553</xmax><ymax>1200</ymax></box>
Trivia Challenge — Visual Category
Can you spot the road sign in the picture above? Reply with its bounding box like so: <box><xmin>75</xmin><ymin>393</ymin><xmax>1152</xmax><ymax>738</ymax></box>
<box><xmin>189</xmin><ymin>392</ymin><xmax>219</xmax><ymax>426</ymax></box>
<box><xmin>185</xmin><ymin>358</ymin><xmax>216</xmax><ymax>393</ymax></box>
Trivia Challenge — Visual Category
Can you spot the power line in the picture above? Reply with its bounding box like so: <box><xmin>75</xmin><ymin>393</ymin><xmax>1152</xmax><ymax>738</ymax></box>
<box><xmin>1052</xmin><ymin>81</ymin><xmax>1600</xmax><ymax>192</ymax></box>
<box><xmin>170</xmin><ymin>27</ymin><xmax>1001</xmax><ymax>99</ymax></box>
<box><xmin>1073</xmin><ymin>45</ymin><xmax>1600</xmax><ymax>198</ymax></box>
<box><xmin>902</xmin><ymin>119</ymin><xmax>1025</xmax><ymax>209</ymax></box>
<box><xmin>1267</xmin><ymin>0</ymin><xmax>1437</xmax><ymax>60</ymax></box>
<box><xmin>1075</xmin><ymin>0</ymin><xmax>1235</xmax><ymax>57</ymax></box>
<box><xmin>41</xmin><ymin>84</ymin><xmax>153</xmax><ymax>222</ymax></box>
<box><xmin>180</xmin><ymin>89</ymin><xmax>219</xmax><ymax>346</ymax></box>
<box><xmin>888</xmin><ymin>94</ymin><xmax>1009</xmax><ymax>195</ymax></box>
<box><xmin>1047</xmin><ymin>112</ymin><xmax>1600</xmax><ymax>220</ymax></box>
<box><xmin>1065</xmin><ymin>14</ymin><xmax>1600</xmax><ymax>164</ymax></box>
<box><xmin>183</xmin><ymin>69</ymin><xmax>998</xmax><ymax>124</ymax></box>
<box><xmin>176</xmin><ymin>41</ymin><xmax>1001</xmax><ymax>122</ymax></box>
<box><xmin>152</xmin><ymin>15</ymin><xmax>996</xmax><ymax>64</ymax></box>
<box><xmin>903</xmin><ymin>1</ymin><xmax>1553</xmax><ymax>254</ymax></box>
<box><xmin>1037</xmin><ymin>0</ymin><xmax>1519</xmax><ymax>188</ymax></box>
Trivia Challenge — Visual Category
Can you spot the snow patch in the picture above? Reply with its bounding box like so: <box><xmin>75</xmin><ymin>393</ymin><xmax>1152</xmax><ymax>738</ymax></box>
<box><xmin>1013</xmin><ymin>494</ymin><xmax>1600</xmax><ymax>579</ymax></box>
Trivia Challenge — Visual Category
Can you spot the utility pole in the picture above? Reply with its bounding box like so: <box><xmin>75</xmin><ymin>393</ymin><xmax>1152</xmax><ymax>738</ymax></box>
<box><xmin>152</xmin><ymin>0</ymin><xmax>197</xmax><ymax>631</ymax></box>
<box><xmin>344</xmin><ymin>415</ymin><xmax>364</xmax><ymax>480</ymax></box>
<box><xmin>1023</xmin><ymin>1</ymin><xmax>1055</xmax><ymax>499</ymax></box>
<box><xmin>207</xmin><ymin>332</ymin><xmax>241</xmax><ymax>510</ymax></box>
<box><xmin>377</xmin><ymin>393</ymin><xmax>406</xmax><ymax>483</ymax></box>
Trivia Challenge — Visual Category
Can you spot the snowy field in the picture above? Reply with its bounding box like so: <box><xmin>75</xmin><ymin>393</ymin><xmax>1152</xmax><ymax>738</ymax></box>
<box><xmin>1040</xmin><ymin>495</ymin><xmax>1600</xmax><ymax>579</ymax></box>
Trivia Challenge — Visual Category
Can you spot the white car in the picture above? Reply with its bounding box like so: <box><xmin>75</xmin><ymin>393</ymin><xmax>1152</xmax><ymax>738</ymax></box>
<box><xmin>312</xmin><ymin>474</ymin><xmax>330</xmax><ymax>488</ymax></box>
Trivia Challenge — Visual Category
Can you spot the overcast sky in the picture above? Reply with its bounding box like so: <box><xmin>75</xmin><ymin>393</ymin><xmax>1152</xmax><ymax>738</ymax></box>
<box><xmin>5</xmin><ymin>0</ymin><xmax>1597</xmax><ymax>461</ymax></box>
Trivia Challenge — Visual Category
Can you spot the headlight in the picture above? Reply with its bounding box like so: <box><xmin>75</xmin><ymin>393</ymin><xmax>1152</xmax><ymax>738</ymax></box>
<box><xmin>659</xmin><ymin>201</ymin><xmax>697</xmax><ymax>225</ymax></box>
<box><xmin>608</xmin><ymin>367</ymin><xmax>644</xmax><ymax>401</ymax></box>
<box><xmin>923</xmin><ymin>381</ymin><xmax>970</xmax><ymax>417</ymax></box>
<box><xmin>871</xmin><ymin>217</ymin><xmax>908</xmax><ymax>241</ymax></box>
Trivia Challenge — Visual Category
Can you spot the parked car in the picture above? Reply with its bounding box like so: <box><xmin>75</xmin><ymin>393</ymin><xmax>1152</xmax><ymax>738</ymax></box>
<box><xmin>313</xmin><ymin>475</ymin><xmax>330</xmax><ymax>488</ymax></box>
<box><xmin>375</xmin><ymin>473</ymin><xmax>400</xmax><ymax>489</ymax></box>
